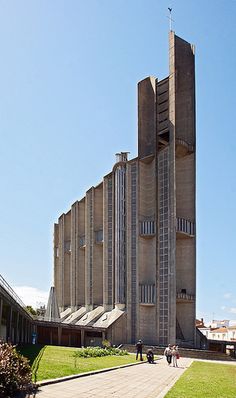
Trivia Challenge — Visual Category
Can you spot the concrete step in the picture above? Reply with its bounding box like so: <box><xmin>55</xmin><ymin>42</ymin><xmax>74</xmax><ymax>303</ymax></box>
<box><xmin>122</xmin><ymin>344</ymin><xmax>236</xmax><ymax>362</ymax></box>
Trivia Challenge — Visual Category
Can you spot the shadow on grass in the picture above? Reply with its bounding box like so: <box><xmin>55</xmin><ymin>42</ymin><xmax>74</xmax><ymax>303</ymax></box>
<box><xmin>17</xmin><ymin>344</ymin><xmax>46</xmax><ymax>382</ymax></box>
<box><xmin>17</xmin><ymin>344</ymin><xmax>45</xmax><ymax>365</ymax></box>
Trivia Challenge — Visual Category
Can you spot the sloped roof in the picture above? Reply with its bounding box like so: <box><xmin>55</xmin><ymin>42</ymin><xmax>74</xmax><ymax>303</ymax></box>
<box><xmin>75</xmin><ymin>306</ymin><xmax>105</xmax><ymax>326</ymax></box>
<box><xmin>210</xmin><ymin>327</ymin><xmax>228</xmax><ymax>333</ymax></box>
<box><xmin>62</xmin><ymin>307</ymin><xmax>86</xmax><ymax>324</ymax></box>
<box><xmin>60</xmin><ymin>307</ymin><xmax>72</xmax><ymax>320</ymax></box>
<box><xmin>93</xmin><ymin>307</ymin><xmax>124</xmax><ymax>328</ymax></box>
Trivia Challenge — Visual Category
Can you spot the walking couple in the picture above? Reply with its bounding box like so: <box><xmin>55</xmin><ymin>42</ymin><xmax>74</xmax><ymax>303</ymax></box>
<box><xmin>164</xmin><ymin>344</ymin><xmax>179</xmax><ymax>367</ymax></box>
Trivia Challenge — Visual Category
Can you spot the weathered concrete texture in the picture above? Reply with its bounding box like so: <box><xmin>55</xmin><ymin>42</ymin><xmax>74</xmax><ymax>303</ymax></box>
<box><xmin>44</xmin><ymin>287</ymin><xmax>60</xmax><ymax>321</ymax></box>
<box><xmin>138</xmin><ymin>77</ymin><xmax>156</xmax><ymax>159</ymax></box>
<box><xmin>174</xmin><ymin>35</ymin><xmax>195</xmax><ymax>145</ymax></box>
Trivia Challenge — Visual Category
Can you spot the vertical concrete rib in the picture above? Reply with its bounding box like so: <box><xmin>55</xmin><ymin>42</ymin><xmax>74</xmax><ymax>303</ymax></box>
<box><xmin>157</xmin><ymin>147</ymin><xmax>172</xmax><ymax>345</ymax></box>
<box><xmin>103</xmin><ymin>175</ymin><xmax>113</xmax><ymax>310</ymax></box>
<box><xmin>77</xmin><ymin>199</ymin><xmax>85</xmax><ymax>307</ymax></box>
<box><xmin>63</xmin><ymin>211</ymin><xmax>72</xmax><ymax>307</ymax></box>
<box><xmin>53</xmin><ymin>223</ymin><xmax>59</xmax><ymax>302</ymax></box>
<box><xmin>138</xmin><ymin>77</ymin><xmax>156</xmax><ymax>159</ymax></box>
<box><xmin>126</xmin><ymin>160</ymin><xmax>138</xmax><ymax>343</ymax></box>
<box><xmin>168</xmin><ymin>31</ymin><xmax>177</xmax><ymax>345</ymax></box>
<box><xmin>58</xmin><ymin>215</ymin><xmax>65</xmax><ymax>310</ymax></box>
<box><xmin>71</xmin><ymin>202</ymin><xmax>77</xmax><ymax>310</ymax></box>
<box><xmin>85</xmin><ymin>188</ymin><xmax>94</xmax><ymax>309</ymax></box>
<box><xmin>114</xmin><ymin>164</ymin><xmax>126</xmax><ymax>306</ymax></box>
<box><xmin>173</xmin><ymin>33</ymin><xmax>196</xmax><ymax>346</ymax></box>
<box><xmin>93</xmin><ymin>184</ymin><xmax>103</xmax><ymax>306</ymax></box>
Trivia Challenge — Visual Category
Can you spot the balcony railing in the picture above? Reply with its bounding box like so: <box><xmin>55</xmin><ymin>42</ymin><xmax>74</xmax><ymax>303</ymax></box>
<box><xmin>139</xmin><ymin>284</ymin><xmax>155</xmax><ymax>305</ymax></box>
<box><xmin>176</xmin><ymin>218</ymin><xmax>195</xmax><ymax>237</ymax></box>
<box><xmin>175</xmin><ymin>138</ymin><xmax>194</xmax><ymax>157</ymax></box>
<box><xmin>140</xmin><ymin>221</ymin><xmax>156</xmax><ymax>237</ymax></box>
<box><xmin>176</xmin><ymin>291</ymin><xmax>195</xmax><ymax>301</ymax></box>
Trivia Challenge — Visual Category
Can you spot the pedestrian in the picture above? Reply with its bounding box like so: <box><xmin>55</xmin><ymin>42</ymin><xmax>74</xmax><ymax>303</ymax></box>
<box><xmin>172</xmin><ymin>345</ymin><xmax>179</xmax><ymax>367</ymax></box>
<box><xmin>146</xmin><ymin>347</ymin><xmax>154</xmax><ymax>363</ymax></box>
<box><xmin>136</xmin><ymin>339</ymin><xmax>143</xmax><ymax>361</ymax></box>
<box><xmin>164</xmin><ymin>344</ymin><xmax>172</xmax><ymax>365</ymax></box>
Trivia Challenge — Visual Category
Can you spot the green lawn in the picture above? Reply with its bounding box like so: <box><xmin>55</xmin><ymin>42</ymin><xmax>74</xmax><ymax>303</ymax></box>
<box><xmin>18</xmin><ymin>345</ymin><xmax>137</xmax><ymax>382</ymax></box>
<box><xmin>165</xmin><ymin>361</ymin><xmax>236</xmax><ymax>398</ymax></box>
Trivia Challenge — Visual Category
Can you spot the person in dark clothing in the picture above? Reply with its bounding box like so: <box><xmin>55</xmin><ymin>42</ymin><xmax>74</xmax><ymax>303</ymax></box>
<box><xmin>136</xmin><ymin>339</ymin><xmax>143</xmax><ymax>360</ymax></box>
<box><xmin>146</xmin><ymin>348</ymin><xmax>154</xmax><ymax>363</ymax></box>
<box><xmin>164</xmin><ymin>344</ymin><xmax>172</xmax><ymax>365</ymax></box>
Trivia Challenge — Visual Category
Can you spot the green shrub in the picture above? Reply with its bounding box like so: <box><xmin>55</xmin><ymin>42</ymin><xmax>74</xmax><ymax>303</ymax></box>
<box><xmin>0</xmin><ymin>341</ymin><xmax>33</xmax><ymax>397</ymax></box>
<box><xmin>102</xmin><ymin>339</ymin><xmax>111</xmax><ymax>348</ymax></box>
<box><xmin>108</xmin><ymin>347</ymin><xmax>128</xmax><ymax>356</ymax></box>
<box><xmin>73</xmin><ymin>346</ymin><xmax>128</xmax><ymax>359</ymax></box>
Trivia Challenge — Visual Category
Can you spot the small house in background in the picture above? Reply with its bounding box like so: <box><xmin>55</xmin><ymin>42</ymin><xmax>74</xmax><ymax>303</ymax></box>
<box><xmin>210</xmin><ymin>319</ymin><xmax>230</xmax><ymax>329</ymax></box>
<box><xmin>196</xmin><ymin>318</ymin><xmax>236</xmax><ymax>357</ymax></box>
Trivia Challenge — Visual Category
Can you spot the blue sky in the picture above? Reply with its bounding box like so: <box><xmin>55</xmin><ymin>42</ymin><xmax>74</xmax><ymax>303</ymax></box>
<box><xmin>0</xmin><ymin>0</ymin><xmax>235</xmax><ymax>324</ymax></box>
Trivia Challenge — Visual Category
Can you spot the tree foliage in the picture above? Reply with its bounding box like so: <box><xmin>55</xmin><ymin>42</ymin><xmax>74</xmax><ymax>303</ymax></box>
<box><xmin>26</xmin><ymin>306</ymin><xmax>37</xmax><ymax>316</ymax></box>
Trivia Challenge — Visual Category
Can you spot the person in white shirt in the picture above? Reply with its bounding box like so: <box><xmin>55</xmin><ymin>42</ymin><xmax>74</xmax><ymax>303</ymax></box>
<box><xmin>164</xmin><ymin>344</ymin><xmax>172</xmax><ymax>365</ymax></box>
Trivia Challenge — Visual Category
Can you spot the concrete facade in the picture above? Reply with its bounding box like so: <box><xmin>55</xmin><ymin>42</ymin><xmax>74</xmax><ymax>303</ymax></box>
<box><xmin>53</xmin><ymin>32</ymin><xmax>196</xmax><ymax>347</ymax></box>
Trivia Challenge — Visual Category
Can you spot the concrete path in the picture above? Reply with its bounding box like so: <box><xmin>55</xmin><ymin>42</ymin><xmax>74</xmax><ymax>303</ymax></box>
<box><xmin>34</xmin><ymin>356</ymin><xmax>193</xmax><ymax>398</ymax></box>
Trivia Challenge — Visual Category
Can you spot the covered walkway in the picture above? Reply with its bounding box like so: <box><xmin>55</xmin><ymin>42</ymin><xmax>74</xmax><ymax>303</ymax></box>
<box><xmin>0</xmin><ymin>274</ymin><xmax>34</xmax><ymax>343</ymax></box>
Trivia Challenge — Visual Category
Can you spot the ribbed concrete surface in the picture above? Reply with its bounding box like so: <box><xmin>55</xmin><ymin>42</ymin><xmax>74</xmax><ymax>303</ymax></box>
<box><xmin>34</xmin><ymin>356</ymin><xmax>192</xmax><ymax>398</ymax></box>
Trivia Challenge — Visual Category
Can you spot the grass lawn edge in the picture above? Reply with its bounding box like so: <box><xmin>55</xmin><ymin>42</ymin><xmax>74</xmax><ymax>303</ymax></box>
<box><xmin>37</xmin><ymin>359</ymin><xmax>146</xmax><ymax>386</ymax></box>
<box><xmin>165</xmin><ymin>360</ymin><xmax>236</xmax><ymax>398</ymax></box>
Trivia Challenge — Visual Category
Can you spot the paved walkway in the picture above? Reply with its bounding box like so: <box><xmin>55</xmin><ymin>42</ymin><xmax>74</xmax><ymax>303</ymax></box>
<box><xmin>34</xmin><ymin>356</ymin><xmax>193</xmax><ymax>398</ymax></box>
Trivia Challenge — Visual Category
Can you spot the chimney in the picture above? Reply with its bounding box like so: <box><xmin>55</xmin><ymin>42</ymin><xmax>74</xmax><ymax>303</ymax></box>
<box><xmin>115</xmin><ymin>152</ymin><xmax>129</xmax><ymax>163</ymax></box>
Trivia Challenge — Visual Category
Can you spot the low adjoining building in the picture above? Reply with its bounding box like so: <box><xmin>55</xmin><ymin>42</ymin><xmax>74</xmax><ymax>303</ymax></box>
<box><xmin>0</xmin><ymin>274</ymin><xmax>34</xmax><ymax>344</ymax></box>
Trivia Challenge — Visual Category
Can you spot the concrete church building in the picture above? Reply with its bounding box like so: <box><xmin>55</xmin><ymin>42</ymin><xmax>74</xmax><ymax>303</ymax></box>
<box><xmin>53</xmin><ymin>31</ymin><xmax>196</xmax><ymax>347</ymax></box>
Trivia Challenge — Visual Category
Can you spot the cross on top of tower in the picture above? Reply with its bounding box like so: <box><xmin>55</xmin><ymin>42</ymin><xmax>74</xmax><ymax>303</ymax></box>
<box><xmin>167</xmin><ymin>7</ymin><xmax>174</xmax><ymax>31</ymax></box>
